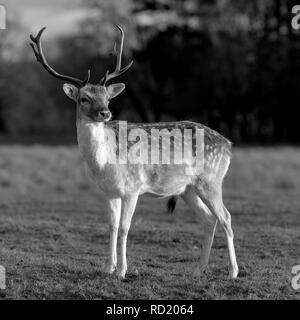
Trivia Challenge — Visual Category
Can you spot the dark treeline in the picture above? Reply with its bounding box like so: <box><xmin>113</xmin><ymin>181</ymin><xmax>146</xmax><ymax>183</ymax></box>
<box><xmin>1</xmin><ymin>0</ymin><xmax>300</xmax><ymax>144</ymax></box>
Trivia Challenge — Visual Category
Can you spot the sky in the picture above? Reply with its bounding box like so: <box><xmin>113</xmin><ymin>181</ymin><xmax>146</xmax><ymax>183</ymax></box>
<box><xmin>1</xmin><ymin>0</ymin><xmax>84</xmax><ymax>38</ymax></box>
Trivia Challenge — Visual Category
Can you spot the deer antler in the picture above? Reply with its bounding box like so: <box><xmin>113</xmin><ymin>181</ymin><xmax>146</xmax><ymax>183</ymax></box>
<box><xmin>30</xmin><ymin>27</ymin><xmax>90</xmax><ymax>87</ymax></box>
<box><xmin>99</xmin><ymin>25</ymin><xmax>133</xmax><ymax>86</ymax></box>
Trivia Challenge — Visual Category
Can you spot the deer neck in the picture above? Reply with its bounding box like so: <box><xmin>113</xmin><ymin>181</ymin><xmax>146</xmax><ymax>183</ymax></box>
<box><xmin>76</xmin><ymin>108</ymin><xmax>109</xmax><ymax>168</ymax></box>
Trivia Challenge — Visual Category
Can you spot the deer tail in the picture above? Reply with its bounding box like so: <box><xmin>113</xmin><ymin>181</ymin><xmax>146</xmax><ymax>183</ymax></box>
<box><xmin>167</xmin><ymin>196</ymin><xmax>178</xmax><ymax>213</ymax></box>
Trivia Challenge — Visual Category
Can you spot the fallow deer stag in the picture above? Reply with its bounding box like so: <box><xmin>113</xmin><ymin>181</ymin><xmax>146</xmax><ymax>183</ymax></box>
<box><xmin>30</xmin><ymin>25</ymin><xmax>238</xmax><ymax>279</ymax></box>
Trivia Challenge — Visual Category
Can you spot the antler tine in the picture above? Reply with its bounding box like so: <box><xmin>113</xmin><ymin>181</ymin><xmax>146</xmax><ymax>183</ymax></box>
<box><xmin>83</xmin><ymin>69</ymin><xmax>91</xmax><ymax>85</ymax></box>
<box><xmin>100</xmin><ymin>25</ymin><xmax>133</xmax><ymax>86</ymax></box>
<box><xmin>29</xmin><ymin>27</ymin><xmax>90</xmax><ymax>87</ymax></box>
<box><xmin>115</xmin><ymin>25</ymin><xmax>124</xmax><ymax>70</ymax></box>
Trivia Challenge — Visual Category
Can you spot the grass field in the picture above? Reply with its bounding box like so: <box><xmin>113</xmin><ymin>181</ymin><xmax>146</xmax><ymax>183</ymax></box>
<box><xmin>0</xmin><ymin>146</ymin><xmax>299</xmax><ymax>299</ymax></box>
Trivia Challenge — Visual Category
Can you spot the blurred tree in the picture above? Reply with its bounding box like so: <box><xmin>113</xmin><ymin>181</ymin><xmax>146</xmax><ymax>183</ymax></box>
<box><xmin>0</xmin><ymin>18</ymin><xmax>27</xmax><ymax>133</ymax></box>
<box><xmin>1</xmin><ymin>0</ymin><xmax>300</xmax><ymax>144</ymax></box>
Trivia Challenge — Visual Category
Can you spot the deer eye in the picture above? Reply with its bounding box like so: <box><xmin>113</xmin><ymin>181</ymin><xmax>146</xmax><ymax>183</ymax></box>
<box><xmin>80</xmin><ymin>97</ymin><xmax>90</xmax><ymax>104</ymax></box>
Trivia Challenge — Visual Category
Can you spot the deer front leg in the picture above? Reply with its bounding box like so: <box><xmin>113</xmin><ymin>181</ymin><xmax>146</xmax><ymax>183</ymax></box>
<box><xmin>117</xmin><ymin>192</ymin><xmax>139</xmax><ymax>279</ymax></box>
<box><xmin>104</xmin><ymin>197</ymin><xmax>121</xmax><ymax>274</ymax></box>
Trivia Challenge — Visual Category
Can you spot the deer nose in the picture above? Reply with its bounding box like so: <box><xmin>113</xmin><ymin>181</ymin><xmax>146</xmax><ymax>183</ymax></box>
<box><xmin>98</xmin><ymin>109</ymin><xmax>111</xmax><ymax>120</ymax></box>
<box><xmin>99</xmin><ymin>109</ymin><xmax>109</xmax><ymax>116</ymax></box>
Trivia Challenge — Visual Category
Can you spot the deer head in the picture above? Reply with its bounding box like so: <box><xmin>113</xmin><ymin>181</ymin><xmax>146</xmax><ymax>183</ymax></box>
<box><xmin>30</xmin><ymin>25</ymin><xmax>133</xmax><ymax>122</ymax></box>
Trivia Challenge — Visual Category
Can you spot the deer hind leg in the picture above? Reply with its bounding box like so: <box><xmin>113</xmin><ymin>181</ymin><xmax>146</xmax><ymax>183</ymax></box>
<box><xmin>222</xmin><ymin>205</ymin><xmax>239</xmax><ymax>278</ymax></box>
<box><xmin>195</xmin><ymin>186</ymin><xmax>239</xmax><ymax>278</ymax></box>
<box><xmin>182</xmin><ymin>188</ymin><xmax>217</xmax><ymax>276</ymax></box>
<box><xmin>117</xmin><ymin>192</ymin><xmax>139</xmax><ymax>279</ymax></box>
<box><xmin>104</xmin><ymin>197</ymin><xmax>121</xmax><ymax>274</ymax></box>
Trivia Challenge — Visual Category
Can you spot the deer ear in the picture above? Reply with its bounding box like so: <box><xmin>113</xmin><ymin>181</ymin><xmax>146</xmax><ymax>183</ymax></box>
<box><xmin>106</xmin><ymin>83</ymin><xmax>125</xmax><ymax>99</ymax></box>
<box><xmin>63</xmin><ymin>83</ymin><xmax>78</xmax><ymax>101</ymax></box>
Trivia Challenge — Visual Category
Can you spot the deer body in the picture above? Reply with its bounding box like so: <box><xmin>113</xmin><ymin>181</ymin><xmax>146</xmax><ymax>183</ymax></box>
<box><xmin>30</xmin><ymin>25</ymin><xmax>239</xmax><ymax>280</ymax></box>
<box><xmin>77</xmin><ymin>114</ymin><xmax>231</xmax><ymax>198</ymax></box>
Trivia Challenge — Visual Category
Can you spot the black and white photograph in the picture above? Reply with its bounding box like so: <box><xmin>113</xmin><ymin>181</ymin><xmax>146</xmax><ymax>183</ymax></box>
<box><xmin>0</xmin><ymin>0</ymin><xmax>299</xmax><ymax>303</ymax></box>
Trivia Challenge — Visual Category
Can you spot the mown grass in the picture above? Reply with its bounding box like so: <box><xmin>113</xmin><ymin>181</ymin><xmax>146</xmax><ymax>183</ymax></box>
<box><xmin>0</xmin><ymin>146</ymin><xmax>299</xmax><ymax>299</ymax></box>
